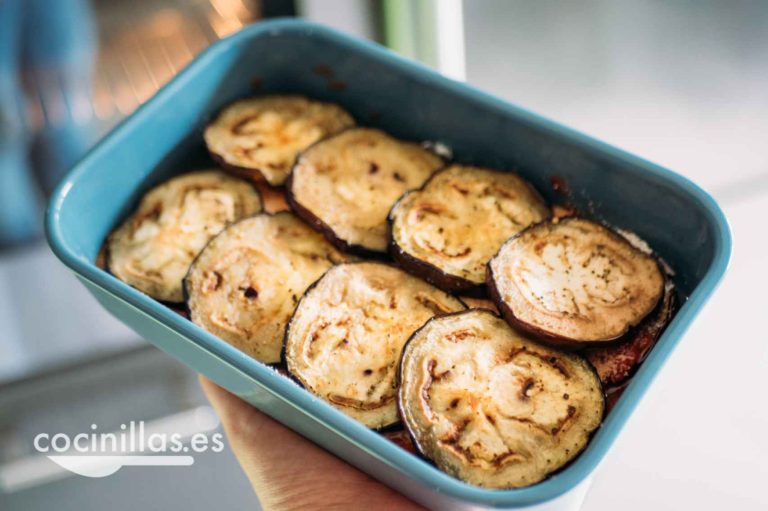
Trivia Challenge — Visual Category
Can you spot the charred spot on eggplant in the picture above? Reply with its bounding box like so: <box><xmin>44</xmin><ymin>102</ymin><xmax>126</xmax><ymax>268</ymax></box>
<box><xmin>586</xmin><ymin>281</ymin><xmax>676</xmax><ymax>386</ymax></box>
<box><xmin>185</xmin><ymin>212</ymin><xmax>349</xmax><ymax>364</ymax></box>
<box><xmin>398</xmin><ymin>309</ymin><xmax>604</xmax><ymax>488</ymax></box>
<box><xmin>389</xmin><ymin>165</ymin><xmax>549</xmax><ymax>293</ymax></box>
<box><xmin>284</xmin><ymin>262</ymin><xmax>465</xmax><ymax>429</ymax></box>
<box><xmin>488</xmin><ymin>217</ymin><xmax>665</xmax><ymax>346</ymax></box>
<box><xmin>107</xmin><ymin>170</ymin><xmax>262</xmax><ymax>303</ymax></box>
<box><xmin>287</xmin><ymin>128</ymin><xmax>444</xmax><ymax>255</ymax></box>
<box><xmin>204</xmin><ymin>95</ymin><xmax>355</xmax><ymax>186</ymax></box>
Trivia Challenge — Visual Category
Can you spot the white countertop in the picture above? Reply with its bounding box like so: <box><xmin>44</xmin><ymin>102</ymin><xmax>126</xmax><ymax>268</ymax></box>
<box><xmin>583</xmin><ymin>194</ymin><xmax>768</xmax><ymax>511</ymax></box>
<box><xmin>464</xmin><ymin>2</ymin><xmax>768</xmax><ymax>509</ymax></box>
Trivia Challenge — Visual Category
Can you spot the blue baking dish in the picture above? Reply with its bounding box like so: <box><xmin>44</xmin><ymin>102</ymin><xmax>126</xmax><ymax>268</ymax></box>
<box><xmin>46</xmin><ymin>19</ymin><xmax>731</xmax><ymax>510</ymax></box>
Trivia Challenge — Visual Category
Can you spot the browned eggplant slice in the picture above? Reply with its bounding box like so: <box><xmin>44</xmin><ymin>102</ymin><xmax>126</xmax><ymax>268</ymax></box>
<box><xmin>108</xmin><ymin>170</ymin><xmax>262</xmax><ymax>303</ymax></box>
<box><xmin>586</xmin><ymin>281</ymin><xmax>676</xmax><ymax>386</ymax></box>
<box><xmin>287</xmin><ymin>128</ymin><xmax>444</xmax><ymax>255</ymax></box>
<box><xmin>284</xmin><ymin>262</ymin><xmax>465</xmax><ymax>428</ymax></box>
<box><xmin>204</xmin><ymin>95</ymin><xmax>355</xmax><ymax>186</ymax></box>
<box><xmin>488</xmin><ymin>217</ymin><xmax>665</xmax><ymax>346</ymax></box>
<box><xmin>185</xmin><ymin>212</ymin><xmax>349</xmax><ymax>364</ymax></box>
<box><xmin>398</xmin><ymin>309</ymin><xmax>605</xmax><ymax>489</ymax></box>
<box><xmin>389</xmin><ymin>165</ymin><xmax>549</xmax><ymax>292</ymax></box>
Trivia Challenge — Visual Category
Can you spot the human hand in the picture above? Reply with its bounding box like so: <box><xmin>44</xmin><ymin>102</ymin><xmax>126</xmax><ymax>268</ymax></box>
<box><xmin>199</xmin><ymin>376</ymin><xmax>424</xmax><ymax>511</ymax></box>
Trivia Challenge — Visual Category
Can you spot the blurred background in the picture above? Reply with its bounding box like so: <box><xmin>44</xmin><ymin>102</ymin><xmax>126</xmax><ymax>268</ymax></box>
<box><xmin>0</xmin><ymin>1</ymin><xmax>765</xmax><ymax>510</ymax></box>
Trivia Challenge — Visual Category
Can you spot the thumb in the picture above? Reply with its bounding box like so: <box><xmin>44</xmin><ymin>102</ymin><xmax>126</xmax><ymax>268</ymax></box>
<box><xmin>199</xmin><ymin>376</ymin><xmax>423</xmax><ymax>511</ymax></box>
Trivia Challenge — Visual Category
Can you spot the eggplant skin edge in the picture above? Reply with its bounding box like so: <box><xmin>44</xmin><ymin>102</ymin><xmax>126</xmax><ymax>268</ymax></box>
<box><xmin>209</xmin><ymin>150</ymin><xmax>270</xmax><ymax>186</ymax></box>
<box><xmin>396</xmin><ymin>308</ymin><xmax>606</xmax><ymax>488</ymax></box>
<box><xmin>106</xmin><ymin>170</ymin><xmax>263</xmax><ymax>304</ymax></box>
<box><xmin>285</xmin><ymin>128</ymin><xmax>445</xmax><ymax>257</ymax></box>
<box><xmin>386</xmin><ymin>167</ymin><xmax>550</xmax><ymax>295</ymax></box>
<box><xmin>395</xmin><ymin>307</ymin><xmax>608</xmax><ymax>443</ymax></box>
<box><xmin>183</xmin><ymin>211</ymin><xmax>343</xmax><ymax>366</ymax></box>
<box><xmin>486</xmin><ymin>265</ymin><xmax>599</xmax><ymax>350</ymax></box>
<box><xmin>181</xmin><ymin>210</ymin><xmax>288</xmax><ymax>304</ymax></box>
<box><xmin>285</xmin><ymin>170</ymin><xmax>390</xmax><ymax>259</ymax></box>
<box><xmin>486</xmin><ymin>218</ymin><xmax>666</xmax><ymax>349</ymax></box>
<box><xmin>386</xmin><ymin>189</ymin><xmax>485</xmax><ymax>296</ymax></box>
<box><xmin>100</xmin><ymin>238</ymin><xmax>191</xmax><ymax>318</ymax></box>
<box><xmin>388</xmin><ymin>228</ymin><xmax>485</xmax><ymax>295</ymax></box>
<box><xmin>180</xmin><ymin>213</ymin><xmax>289</xmax><ymax>370</ymax></box>
<box><xmin>204</xmin><ymin>95</ymin><xmax>356</xmax><ymax>186</ymax></box>
<box><xmin>282</xmin><ymin>261</ymin><xmax>466</xmax><ymax>430</ymax></box>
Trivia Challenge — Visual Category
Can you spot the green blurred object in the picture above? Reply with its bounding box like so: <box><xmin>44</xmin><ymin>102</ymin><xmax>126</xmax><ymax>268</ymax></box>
<box><xmin>381</xmin><ymin>0</ymin><xmax>465</xmax><ymax>80</ymax></box>
<box><xmin>383</xmin><ymin>0</ymin><xmax>434</xmax><ymax>65</ymax></box>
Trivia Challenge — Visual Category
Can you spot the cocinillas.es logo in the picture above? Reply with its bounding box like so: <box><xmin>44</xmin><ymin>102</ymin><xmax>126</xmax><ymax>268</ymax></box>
<box><xmin>31</xmin><ymin>406</ymin><xmax>224</xmax><ymax>478</ymax></box>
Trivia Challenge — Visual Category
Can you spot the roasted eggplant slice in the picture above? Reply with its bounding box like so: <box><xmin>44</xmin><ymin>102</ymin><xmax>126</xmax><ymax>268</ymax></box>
<box><xmin>390</xmin><ymin>165</ymin><xmax>549</xmax><ymax>292</ymax></box>
<box><xmin>488</xmin><ymin>217</ymin><xmax>665</xmax><ymax>346</ymax></box>
<box><xmin>185</xmin><ymin>212</ymin><xmax>348</xmax><ymax>364</ymax></box>
<box><xmin>586</xmin><ymin>281</ymin><xmax>676</xmax><ymax>386</ymax></box>
<box><xmin>398</xmin><ymin>309</ymin><xmax>604</xmax><ymax>489</ymax></box>
<box><xmin>287</xmin><ymin>128</ymin><xmax>444</xmax><ymax>255</ymax></box>
<box><xmin>284</xmin><ymin>262</ymin><xmax>465</xmax><ymax>428</ymax></box>
<box><xmin>204</xmin><ymin>95</ymin><xmax>355</xmax><ymax>186</ymax></box>
<box><xmin>108</xmin><ymin>170</ymin><xmax>262</xmax><ymax>302</ymax></box>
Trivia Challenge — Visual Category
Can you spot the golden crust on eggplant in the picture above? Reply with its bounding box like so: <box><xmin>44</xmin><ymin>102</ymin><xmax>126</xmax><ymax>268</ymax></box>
<box><xmin>204</xmin><ymin>95</ymin><xmax>354</xmax><ymax>186</ymax></box>
<box><xmin>287</xmin><ymin>128</ymin><xmax>443</xmax><ymax>254</ymax></box>
<box><xmin>108</xmin><ymin>170</ymin><xmax>262</xmax><ymax>302</ymax></box>
<box><xmin>284</xmin><ymin>262</ymin><xmax>465</xmax><ymax>428</ymax></box>
<box><xmin>390</xmin><ymin>165</ymin><xmax>549</xmax><ymax>291</ymax></box>
<box><xmin>398</xmin><ymin>309</ymin><xmax>604</xmax><ymax>488</ymax></box>
<box><xmin>488</xmin><ymin>218</ymin><xmax>664</xmax><ymax>344</ymax></box>
<box><xmin>185</xmin><ymin>212</ymin><xmax>348</xmax><ymax>364</ymax></box>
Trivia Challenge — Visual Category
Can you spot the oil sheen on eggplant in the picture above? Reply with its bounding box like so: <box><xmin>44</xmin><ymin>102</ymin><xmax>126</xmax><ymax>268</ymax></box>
<box><xmin>185</xmin><ymin>212</ymin><xmax>348</xmax><ymax>364</ymax></box>
<box><xmin>389</xmin><ymin>164</ymin><xmax>548</xmax><ymax>292</ymax></box>
<box><xmin>204</xmin><ymin>95</ymin><xmax>355</xmax><ymax>186</ymax></box>
<box><xmin>488</xmin><ymin>217</ymin><xmax>664</xmax><ymax>345</ymax></box>
<box><xmin>287</xmin><ymin>128</ymin><xmax>443</xmax><ymax>255</ymax></box>
<box><xmin>284</xmin><ymin>262</ymin><xmax>465</xmax><ymax>429</ymax></box>
<box><xmin>108</xmin><ymin>170</ymin><xmax>262</xmax><ymax>302</ymax></box>
<box><xmin>398</xmin><ymin>309</ymin><xmax>604</xmax><ymax>488</ymax></box>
